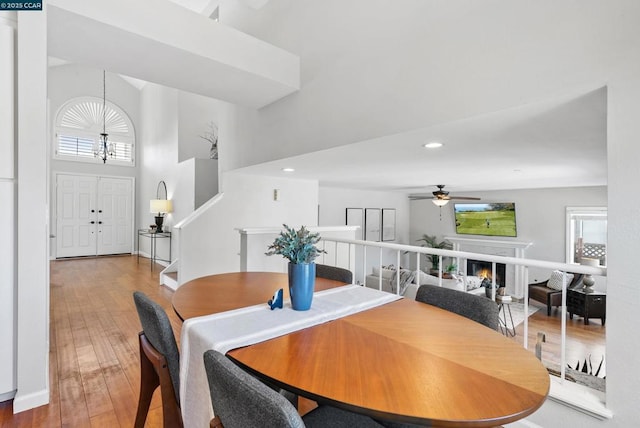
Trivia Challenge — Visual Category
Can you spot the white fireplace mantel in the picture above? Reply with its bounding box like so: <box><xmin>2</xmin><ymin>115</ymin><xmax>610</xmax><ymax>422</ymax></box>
<box><xmin>444</xmin><ymin>236</ymin><xmax>533</xmax><ymax>250</ymax></box>
<box><xmin>444</xmin><ymin>236</ymin><xmax>533</xmax><ymax>298</ymax></box>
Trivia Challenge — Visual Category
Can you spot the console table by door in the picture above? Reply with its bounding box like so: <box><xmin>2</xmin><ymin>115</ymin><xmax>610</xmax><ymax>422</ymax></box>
<box><xmin>137</xmin><ymin>229</ymin><xmax>171</xmax><ymax>271</ymax></box>
<box><xmin>568</xmin><ymin>289</ymin><xmax>606</xmax><ymax>325</ymax></box>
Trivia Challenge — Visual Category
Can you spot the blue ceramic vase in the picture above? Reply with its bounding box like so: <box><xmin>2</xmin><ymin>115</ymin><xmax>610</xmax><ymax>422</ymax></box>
<box><xmin>288</xmin><ymin>262</ymin><xmax>316</xmax><ymax>311</ymax></box>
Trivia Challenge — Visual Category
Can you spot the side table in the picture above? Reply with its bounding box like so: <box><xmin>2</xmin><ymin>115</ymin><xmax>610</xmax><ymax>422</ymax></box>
<box><xmin>137</xmin><ymin>229</ymin><xmax>171</xmax><ymax>271</ymax></box>
<box><xmin>496</xmin><ymin>295</ymin><xmax>516</xmax><ymax>337</ymax></box>
<box><xmin>568</xmin><ymin>289</ymin><xmax>606</xmax><ymax>325</ymax></box>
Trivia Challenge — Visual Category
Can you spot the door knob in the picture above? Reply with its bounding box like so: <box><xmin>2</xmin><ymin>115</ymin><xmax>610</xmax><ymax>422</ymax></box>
<box><xmin>98</xmin><ymin>221</ymin><xmax>103</xmax><ymax>224</ymax></box>
<box><xmin>91</xmin><ymin>209</ymin><xmax>95</xmax><ymax>213</ymax></box>
<box><xmin>90</xmin><ymin>221</ymin><xmax>95</xmax><ymax>224</ymax></box>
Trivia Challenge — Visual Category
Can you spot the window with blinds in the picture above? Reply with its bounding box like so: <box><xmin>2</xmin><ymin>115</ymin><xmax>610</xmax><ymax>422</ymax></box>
<box><xmin>54</xmin><ymin>97</ymin><xmax>135</xmax><ymax>165</ymax></box>
<box><xmin>57</xmin><ymin>135</ymin><xmax>95</xmax><ymax>158</ymax></box>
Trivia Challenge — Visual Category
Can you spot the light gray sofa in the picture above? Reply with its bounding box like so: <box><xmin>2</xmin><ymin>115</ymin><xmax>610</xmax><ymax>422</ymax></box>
<box><xmin>364</xmin><ymin>267</ymin><xmax>485</xmax><ymax>300</ymax></box>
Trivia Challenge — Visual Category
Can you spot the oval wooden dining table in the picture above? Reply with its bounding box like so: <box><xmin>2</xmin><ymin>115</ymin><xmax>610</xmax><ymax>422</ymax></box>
<box><xmin>173</xmin><ymin>272</ymin><xmax>550</xmax><ymax>427</ymax></box>
<box><xmin>172</xmin><ymin>271</ymin><xmax>345</xmax><ymax>320</ymax></box>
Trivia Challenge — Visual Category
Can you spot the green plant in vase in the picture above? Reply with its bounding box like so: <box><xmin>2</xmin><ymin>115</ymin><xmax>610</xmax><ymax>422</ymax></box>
<box><xmin>266</xmin><ymin>224</ymin><xmax>325</xmax><ymax>263</ymax></box>
<box><xmin>416</xmin><ymin>234</ymin><xmax>453</xmax><ymax>274</ymax></box>
<box><xmin>266</xmin><ymin>224</ymin><xmax>326</xmax><ymax>310</ymax></box>
<box><xmin>444</xmin><ymin>263</ymin><xmax>457</xmax><ymax>277</ymax></box>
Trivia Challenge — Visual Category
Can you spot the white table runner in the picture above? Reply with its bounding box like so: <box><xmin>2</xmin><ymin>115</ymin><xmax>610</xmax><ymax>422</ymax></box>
<box><xmin>179</xmin><ymin>284</ymin><xmax>400</xmax><ymax>428</ymax></box>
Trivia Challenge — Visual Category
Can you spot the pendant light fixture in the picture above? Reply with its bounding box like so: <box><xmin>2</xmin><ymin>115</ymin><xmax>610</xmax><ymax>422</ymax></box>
<box><xmin>94</xmin><ymin>70</ymin><xmax>114</xmax><ymax>163</ymax></box>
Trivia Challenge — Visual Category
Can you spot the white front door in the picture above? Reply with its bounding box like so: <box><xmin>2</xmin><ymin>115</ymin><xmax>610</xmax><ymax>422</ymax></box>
<box><xmin>56</xmin><ymin>174</ymin><xmax>133</xmax><ymax>258</ymax></box>
<box><xmin>56</xmin><ymin>174</ymin><xmax>98</xmax><ymax>258</ymax></box>
<box><xmin>97</xmin><ymin>177</ymin><xmax>133</xmax><ymax>255</ymax></box>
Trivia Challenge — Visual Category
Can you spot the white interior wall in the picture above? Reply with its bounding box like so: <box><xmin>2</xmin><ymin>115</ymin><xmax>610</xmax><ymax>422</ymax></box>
<box><xmin>138</xmin><ymin>83</ymin><xmax>179</xmax><ymax>259</ymax></box>
<box><xmin>138</xmin><ymin>84</ymin><xmax>223</xmax><ymax>260</ymax></box>
<box><xmin>177</xmin><ymin>90</ymin><xmax>220</xmax><ymax>162</ymax></box>
<box><xmin>0</xmin><ymin>17</ymin><xmax>15</xmax><ymax>179</ymax></box>
<box><xmin>410</xmin><ymin>186</ymin><xmax>607</xmax><ymax>292</ymax></box>
<box><xmin>14</xmin><ymin>9</ymin><xmax>49</xmax><ymax>412</ymax></box>
<box><xmin>221</xmin><ymin>1</ymin><xmax>640</xmax><ymax>169</ymax></box>
<box><xmin>318</xmin><ymin>186</ymin><xmax>411</xmax><ymax>283</ymax></box>
<box><xmin>194</xmin><ymin>158</ymin><xmax>218</xmax><ymax>208</ymax></box>
<box><xmin>216</xmin><ymin>102</ymin><xmax>258</xmax><ymax>182</ymax></box>
<box><xmin>523</xmin><ymin>78</ymin><xmax>640</xmax><ymax>428</ymax></box>
<box><xmin>0</xmin><ymin>15</ymin><xmax>16</xmax><ymax>401</ymax></box>
<box><xmin>178</xmin><ymin>91</ymin><xmax>220</xmax><ymax>208</ymax></box>
<box><xmin>178</xmin><ymin>172</ymin><xmax>318</xmax><ymax>283</ymax></box>
<box><xmin>595</xmin><ymin>76</ymin><xmax>640</xmax><ymax>428</ymax></box>
<box><xmin>0</xmin><ymin>182</ymin><xmax>15</xmax><ymax>400</ymax></box>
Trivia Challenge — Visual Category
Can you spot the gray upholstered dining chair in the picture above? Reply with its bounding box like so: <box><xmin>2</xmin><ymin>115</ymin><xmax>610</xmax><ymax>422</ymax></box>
<box><xmin>133</xmin><ymin>291</ymin><xmax>183</xmax><ymax>428</ymax></box>
<box><xmin>315</xmin><ymin>264</ymin><xmax>353</xmax><ymax>284</ymax></box>
<box><xmin>203</xmin><ymin>350</ymin><xmax>384</xmax><ymax>428</ymax></box>
<box><xmin>415</xmin><ymin>283</ymin><xmax>500</xmax><ymax>330</ymax></box>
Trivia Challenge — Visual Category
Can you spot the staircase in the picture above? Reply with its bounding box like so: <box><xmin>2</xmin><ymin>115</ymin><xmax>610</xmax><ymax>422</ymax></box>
<box><xmin>160</xmin><ymin>260</ymin><xmax>180</xmax><ymax>291</ymax></box>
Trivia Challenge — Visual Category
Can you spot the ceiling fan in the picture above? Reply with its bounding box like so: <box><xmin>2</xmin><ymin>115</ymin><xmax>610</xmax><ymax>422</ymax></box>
<box><xmin>409</xmin><ymin>185</ymin><xmax>481</xmax><ymax>206</ymax></box>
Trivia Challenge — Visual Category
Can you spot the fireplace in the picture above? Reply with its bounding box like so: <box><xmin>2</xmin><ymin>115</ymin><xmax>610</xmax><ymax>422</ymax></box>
<box><xmin>467</xmin><ymin>259</ymin><xmax>506</xmax><ymax>287</ymax></box>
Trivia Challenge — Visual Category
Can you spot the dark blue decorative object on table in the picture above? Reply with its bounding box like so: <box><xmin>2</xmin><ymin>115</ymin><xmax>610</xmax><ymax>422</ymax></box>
<box><xmin>268</xmin><ymin>288</ymin><xmax>283</xmax><ymax>310</ymax></box>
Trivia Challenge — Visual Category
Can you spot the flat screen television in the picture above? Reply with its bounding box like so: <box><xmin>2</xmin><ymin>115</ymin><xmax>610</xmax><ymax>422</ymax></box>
<box><xmin>454</xmin><ymin>203</ymin><xmax>517</xmax><ymax>237</ymax></box>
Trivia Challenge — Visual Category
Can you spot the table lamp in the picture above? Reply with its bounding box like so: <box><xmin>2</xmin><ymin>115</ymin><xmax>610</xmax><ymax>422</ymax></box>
<box><xmin>150</xmin><ymin>180</ymin><xmax>173</xmax><ymax>233</ymax></box>
<box><xmin>580</xmin><ymin>257</ymin><xmax>599</xmax><ymax>293</ymax></box>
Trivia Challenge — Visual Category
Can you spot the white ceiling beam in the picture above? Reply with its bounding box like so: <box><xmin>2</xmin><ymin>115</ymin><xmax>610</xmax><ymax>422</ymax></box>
<box><xmin>47</xmin><ymin>0</ymin><xmax>299</xmax><ymax>108</ymax></box>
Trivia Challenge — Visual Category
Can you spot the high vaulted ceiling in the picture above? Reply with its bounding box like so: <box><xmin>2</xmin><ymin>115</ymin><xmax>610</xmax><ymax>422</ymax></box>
<box><xmin>47</xmin><ymin>0</ymin><xmax>299</xmax><ymax>109</ymax></box>
<box><xmin>47</xmin><ymin>0</ymin><xmax>609</xmax><ymax>195</ymax></box>
<box><xmin>233</xmin><ymin>87</ymin><xmax>607</xmax><ymax>193</ymax></box>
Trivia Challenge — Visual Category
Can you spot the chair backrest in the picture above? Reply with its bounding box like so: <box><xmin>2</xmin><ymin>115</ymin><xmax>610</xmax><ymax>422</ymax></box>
<box><xmin>133</xmin><ymin>291</ymin><xmax>181</xmax><ymax>402</ymax></box>
<box><xmin>203</xmin><ymin>350</ymin><xmax>305</xmax><ymax>428</ymax></box>
<box><xmin>415</xmin><ymin>284</ymin><xmax>499</xmax><ymax>330</ymax></box>
<box><xmin>315</xmin><ymin>264</ymin><xmax>353</xmax><ymax>284</ymax></box>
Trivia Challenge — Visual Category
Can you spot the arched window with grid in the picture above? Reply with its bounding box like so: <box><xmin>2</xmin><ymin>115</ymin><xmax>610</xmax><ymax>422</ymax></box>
<box><xmin>54</xmin><ymin>97</ymin><xmax>135</xmax><ymax>165</ymax></box>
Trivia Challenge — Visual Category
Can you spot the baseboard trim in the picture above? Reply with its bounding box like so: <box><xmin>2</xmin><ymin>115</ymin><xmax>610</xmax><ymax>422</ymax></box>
<box><xmin>0</xmin><ymin>390</ymin><xmax>16</xmax><ymax>403</ymax></box>
<box><xmin>12</xmin><ymin>389</ymin><xmax>49</xmax><ymax>413</ymax></box>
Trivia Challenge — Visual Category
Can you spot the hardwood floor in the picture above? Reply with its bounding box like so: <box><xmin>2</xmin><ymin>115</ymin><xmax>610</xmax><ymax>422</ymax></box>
<box><xmin>0</xmin><ymin>256</ymin><xmax>606</xmax><ymax>426</ymax></box>
<box><xmin>0</xmin><ymin>255</ymin><xmax>180</xmax><ymax>428</ymax></box>
<box><xmin>514</xmin><ymin>302</ymin><xmax>607</xmax><ymax>377</ymax></box>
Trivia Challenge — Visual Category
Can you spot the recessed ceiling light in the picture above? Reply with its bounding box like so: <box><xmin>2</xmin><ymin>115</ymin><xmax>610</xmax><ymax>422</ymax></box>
<box><xmin>423</xmin><ymin>142</ymin><xmax>443</xmax><ymax>149</ymax></box>
<box><xmin>281</xmin><ymin>167</ymin><xmax>295</xmax><ymax>173</ymax></box>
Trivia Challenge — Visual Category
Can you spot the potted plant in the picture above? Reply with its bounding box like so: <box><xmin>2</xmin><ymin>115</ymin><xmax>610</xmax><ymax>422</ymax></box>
<box><xmin>266</xmin><ymin>224</ymin><xmax>326</xmax><ymax>310</ymax></box>
<box><xmin>200</xmin><ymin>121</ymin><xmax>218</xmax><ymax>160</ymax></box>
<box><xmin>444</xmin><ymin>263</ymin><xmax>457</xmax><ymax>279</ymax></box>
<box><xmin>416</xmin><ymin>234</ymin><xmax>453</xmax><ymax>275</ymax></box>
<box><xmin>480</xmin><ymin>277</ymin><xmax>505</xmax><ymax>299</ymax></box>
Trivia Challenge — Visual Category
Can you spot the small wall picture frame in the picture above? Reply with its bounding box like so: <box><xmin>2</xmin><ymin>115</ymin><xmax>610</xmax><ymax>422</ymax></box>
<box><xmin>382</xmin><ymin>208</ymin><xmax>396</xmax><ymax>241</ymax></box>
<box><xmin>345</xmin><ymin>208</ymin><xmax>364</xmax><ymax>240</ymax></box>
<box><xmin>364</xmin><ymin>208</ymin><xmax>381</xmax><ymax>242</ymax></box>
